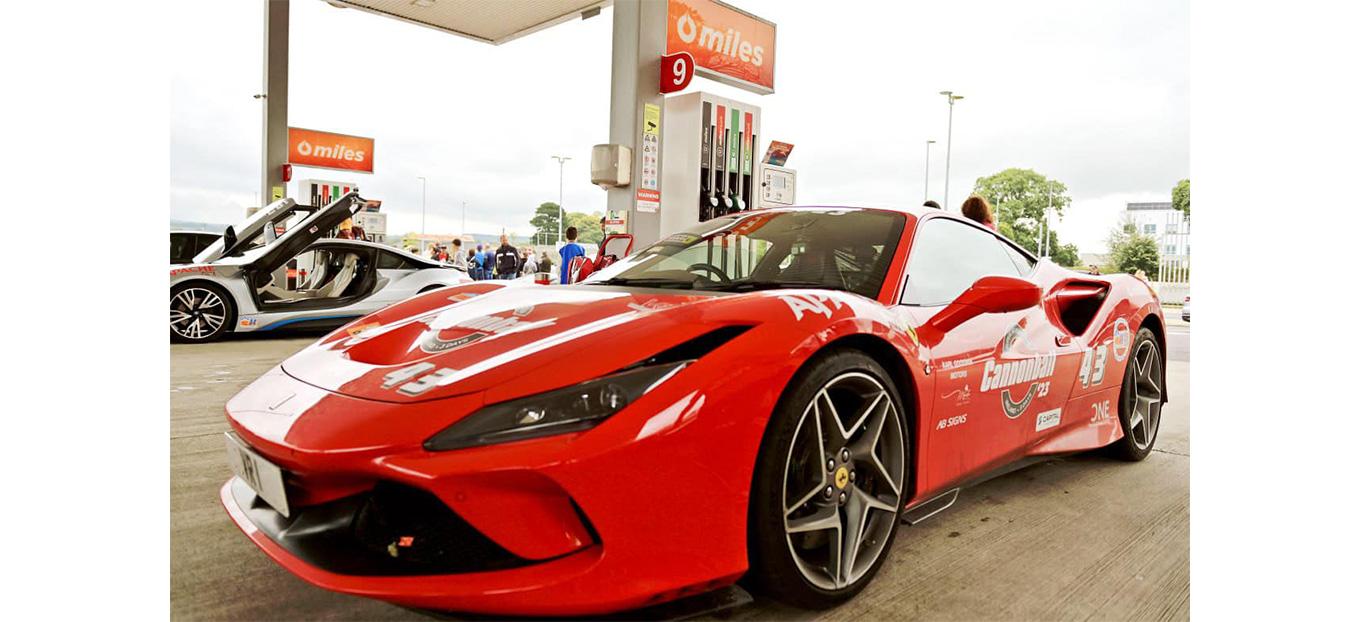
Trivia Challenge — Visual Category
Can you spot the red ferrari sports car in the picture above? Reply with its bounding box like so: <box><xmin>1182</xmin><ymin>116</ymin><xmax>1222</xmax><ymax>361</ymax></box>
<box><xmin>221</xmin><ymin>206</ymin><xmax>1166</xmax><ymax>616</ymax></box>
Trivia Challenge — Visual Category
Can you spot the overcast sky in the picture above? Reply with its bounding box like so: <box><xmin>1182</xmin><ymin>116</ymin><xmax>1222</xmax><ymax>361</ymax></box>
<box><xmin>171</xmin><ymin>0</ymin><xmax>1188</xmax><ymax>253</ymax></box>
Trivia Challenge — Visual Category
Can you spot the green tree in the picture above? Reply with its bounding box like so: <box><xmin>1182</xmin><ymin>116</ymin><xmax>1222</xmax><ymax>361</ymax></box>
<box><xmin>972</xmin><ymin>168</ymin><xmax>1080</xmax><ymax>267</ymax></box>
<box><xmin>530</xmin><ymin>202</ymin><xmax>562</xmax><ymax>242</ymax></box>
<box><xmin>564</xmin><ymin>211</ymin><xmax>605</xmax><ymax>245</ymax></box>
<box><xmin>1172</xmin><ymin>179</ymin><xmax>1190</xmax><ymax>217</ymax></box>
<box><xmin>1106</xmin><ymin>217</ymin><xmax>1160</xmax><ymax>275</ymax></box>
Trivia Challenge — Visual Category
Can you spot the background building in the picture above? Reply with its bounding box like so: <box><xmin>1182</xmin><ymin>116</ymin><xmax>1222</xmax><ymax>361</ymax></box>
<box><xmin>1125</xmin><ymin>202</ymin><xmax>1190</xmax><ymax>284</ymax></box>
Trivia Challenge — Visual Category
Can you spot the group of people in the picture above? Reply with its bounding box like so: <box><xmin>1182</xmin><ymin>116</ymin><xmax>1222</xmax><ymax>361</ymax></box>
<box><xmin>427</xmin><ymin>235</ymin><xmax>555</xmax><ymax>281</ymax></box>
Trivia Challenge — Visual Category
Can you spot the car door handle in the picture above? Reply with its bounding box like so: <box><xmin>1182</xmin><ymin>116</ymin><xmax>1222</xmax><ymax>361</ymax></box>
<box><xmin>1055</xmin><ymin>334</ymin><xmax>1074</xmax><ymax>347</ymax></box>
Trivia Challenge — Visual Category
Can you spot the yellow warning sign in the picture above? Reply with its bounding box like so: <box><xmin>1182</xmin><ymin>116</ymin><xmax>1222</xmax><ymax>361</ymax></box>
<box><xmin>644</xmin><ymin>103</ymin><xmax>661</xmax><ymax>136</ymax></box>
<box><xmin>271</xmin><ymin>185</ymin><xmax>284</xmax><ymax>202</ymax></box>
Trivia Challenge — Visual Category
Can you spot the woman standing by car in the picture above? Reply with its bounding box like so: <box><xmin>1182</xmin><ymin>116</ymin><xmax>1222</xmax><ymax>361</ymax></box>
<box><xmin>960</xmin><ymin>195</ymin><xmax>997</xmax><ymax>230</ymax></box>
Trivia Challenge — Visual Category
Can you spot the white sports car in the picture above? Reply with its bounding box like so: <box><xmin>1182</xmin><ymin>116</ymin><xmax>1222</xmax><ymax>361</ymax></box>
<box><xmin>170</xmin><ymin>193</ymin><xmax>470</xmax><ymax>343</ymax></box>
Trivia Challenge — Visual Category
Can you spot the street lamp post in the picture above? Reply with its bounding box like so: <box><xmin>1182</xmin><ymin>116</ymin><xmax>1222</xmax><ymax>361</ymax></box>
<box><xmin>461</xmin><ymin>201</ymin><xmax>467</xmax><ymax>238</ymax></box>
<box><xmin>1042</xmin><ymin>182</ymin><xmax>1053</xmax><ymax>258</ymax></box>
<box><xmin>939</xmin><ymin>91</ymin><xmax>964</xmax><ymax>209</ymax></box>
<box><xmin>551</xmin><ymin>155</ymin><xmax>571</xmax><ymax>244</ymax></box>
<box><xmin>417</xmin><ymin>176</ymin><xmax>427</xmax><ymax>251</ymax></box>
<box><xmin>924</xmin><ymin>139</ymin><xmax>936</xmax><ymax>202</ymax></box>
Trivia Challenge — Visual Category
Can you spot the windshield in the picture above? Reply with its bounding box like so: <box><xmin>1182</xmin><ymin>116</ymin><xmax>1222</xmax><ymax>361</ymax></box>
<box><xmin>582</xmin><ymin>209</ymin><xmax>908</xmax><ymax>297</ymax></box>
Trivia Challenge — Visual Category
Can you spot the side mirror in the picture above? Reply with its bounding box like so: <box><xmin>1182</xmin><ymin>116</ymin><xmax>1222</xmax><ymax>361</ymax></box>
<box><xmin>917</xmin><ymin>275</ymin><xmax>1042</xmax><ymax>347</ymax></box>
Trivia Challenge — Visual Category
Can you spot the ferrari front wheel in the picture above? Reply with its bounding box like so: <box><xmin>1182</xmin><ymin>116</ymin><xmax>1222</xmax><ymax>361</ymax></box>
<box><xmin>1106</xmin><ymin>327</ymin><xmax>1164</xmax><ymax>461</ymax></box>
<box><xmin>170</xmin><ymin>283</ymin><xmax>234</xmax><ymax>344</ymax></box>
<box><xmin>748</xmin><ymin>350</ymin><xmax>908</xmax><ymax>609</ymax></box>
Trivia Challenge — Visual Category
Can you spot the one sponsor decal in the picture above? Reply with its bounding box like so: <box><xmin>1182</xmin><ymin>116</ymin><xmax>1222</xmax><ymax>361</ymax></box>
<box><xmin>448</xmin><ymin>292</ymin><xmax>478</xmax><ymax>302</ymax></box>
<box><xmin>980</xmin><ymin>353</ymin><xmax>1056</xmax><ymax>419</ymax></box>
<box><xmin>239</xmin><ymin>318</ymin><xmax>258</xmax><ymax>328</ymax></box>
<box><xmin>1089</xmin><ymin>400</ymin><xmax>1113</xmax><ymax>424</ymax></box>
<box><xmin>171</xmin><ymin>266</ymin><xmax>214</xmax><ymax>277</ymax></box>
<box><xmin>936</xmin><ymin>414</ymin><xmax>968</xmax><ymax>430</ymax></box>
<box><xmin>778</xmin><ymin>293</ymin><xmax>844</xmax><ymax>321</ymax></box>
<box><xmin>1035</xmin><ymin>408</ymin><xmax>1062</xmax><ymax>432</ymax></box>
<box><xmin>1077</xmin><ymin>344</ymin><xmax>1109</xmax><ymax>388</ymax></box>
<box><xmin>948</xmin><ymin>370</ymin><xmax>968</xmax><ymax>380</ymax></box>
<box><xmin>1111</xmin><ymin>318</ymin><xmax>1132</xmax><ymax>361</ymax></box>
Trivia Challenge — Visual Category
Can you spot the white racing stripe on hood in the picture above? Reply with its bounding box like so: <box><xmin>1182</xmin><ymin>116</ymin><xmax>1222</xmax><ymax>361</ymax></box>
<box><xmin>433</xmin><ymin>311</ymin><xmax>644</xmax><ymax>390</ymax></box>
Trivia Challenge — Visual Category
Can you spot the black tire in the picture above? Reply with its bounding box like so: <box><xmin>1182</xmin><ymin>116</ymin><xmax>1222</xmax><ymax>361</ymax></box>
<box><xmin>747</xmin><ymin>349</ymin><xmax>909</xmax><ymax>609</ymax></box>
<box><xmin>1105</xmin><ymin>327</ymin><xmax>1164</xmax><ymax>461</ymax></box>
<box><xmin>170</xmin><ymin>282</ymin><xmax>235</xmax><ymax>344</ymax></box>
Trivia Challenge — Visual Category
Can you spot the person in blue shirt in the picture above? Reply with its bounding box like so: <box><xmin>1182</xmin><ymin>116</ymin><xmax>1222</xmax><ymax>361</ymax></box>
<box><xmin>472</xmin><ymin>244</ymin><xmax>487</xmax><ymax>280</ymax></box>
<box><xmin>558</xmin><ymin>226</ymin><xmax>586</xmax><ymax>284</ymax></box>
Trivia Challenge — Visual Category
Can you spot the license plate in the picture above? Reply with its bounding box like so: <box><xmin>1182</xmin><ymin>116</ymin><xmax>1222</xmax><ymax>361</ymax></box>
<box><xmin>224</xmin><ymin>432</ymin><xmax>290</xmax><ymax>517</ymax></box>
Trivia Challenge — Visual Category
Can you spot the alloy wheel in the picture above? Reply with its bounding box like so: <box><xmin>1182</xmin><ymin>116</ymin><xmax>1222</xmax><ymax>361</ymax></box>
<box><xmin>782</xmin><ymin>372</ymin><xmax>905</xmax><ymax>591</ymax></box>
<box><xmin>171</xmin><ymin>287</ymin><xmax>227</xmax><ymax>340</ymax></box>
<box><xmin>1126</xmin><ymin>340</ymin><xmax>1163</xmax><ymax>450</ymax></box>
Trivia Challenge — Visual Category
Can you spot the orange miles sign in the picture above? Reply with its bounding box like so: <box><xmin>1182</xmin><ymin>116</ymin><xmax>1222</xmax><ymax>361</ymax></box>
<box><xmin>287</xmin><ymin>127</ymin><xmax>375</xmax><ymax>174</ymax></box>
<box><xmin>667</xmin><ymin>0</ymin><xmax>776</xmax><ymax>94</ymax></box>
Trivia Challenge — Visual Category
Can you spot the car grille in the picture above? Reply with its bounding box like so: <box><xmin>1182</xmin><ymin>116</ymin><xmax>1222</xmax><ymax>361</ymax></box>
<box><xmin>351</xmin><ymin>482</ymin><xmax>526</xmax><ymax>573</ymax></box>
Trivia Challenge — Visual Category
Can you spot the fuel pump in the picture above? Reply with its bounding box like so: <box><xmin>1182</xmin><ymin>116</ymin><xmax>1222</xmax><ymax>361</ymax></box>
<box><xmin>660</xmin><ymin>92</ymin><xmax>763</xmax><ymax>237</ymax></box>
<box><xmin>700</xmin><ymin>101</ymin><xmax>718</xmax><ymax>222</ymax></box>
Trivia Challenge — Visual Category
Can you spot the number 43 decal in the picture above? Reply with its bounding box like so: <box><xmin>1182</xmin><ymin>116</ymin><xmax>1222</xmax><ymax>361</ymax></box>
<box><xmin>1078</xmin><ymin>344</ymin><xmax>1108</xmax><ymax>388</ymax></box>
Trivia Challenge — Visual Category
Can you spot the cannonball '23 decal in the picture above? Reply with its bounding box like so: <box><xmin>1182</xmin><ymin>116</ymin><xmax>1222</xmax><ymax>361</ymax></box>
<box><xmin>980</xmin><ymin>354</ymin><xmax>1056</xmax><ymax>419</ymax></box>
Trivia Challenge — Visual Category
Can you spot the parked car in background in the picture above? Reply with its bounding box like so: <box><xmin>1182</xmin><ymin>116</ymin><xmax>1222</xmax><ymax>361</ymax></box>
<box><xmin>169</xmin><ymin>193</ymin><xmax>470</xmax><ymax>343</ymax></box>
<box><xmin>171</xmin><ymin>230</ymin><xmax>221</xmax><ymax>264</ymax></box>
<box><xmin>1182</xmin><ymin>296</ymin><xmax>1190</xmax><ymax>322</ymax></box>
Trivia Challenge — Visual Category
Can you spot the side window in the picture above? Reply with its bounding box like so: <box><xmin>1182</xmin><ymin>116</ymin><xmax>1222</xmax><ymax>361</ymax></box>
<box><xmin>1002</xmin><ymin>242</ymin><xmax>1036</xmax><ymax>274</ymax></box>
<box><xmin>902</xmin><ymin>219</ymin><xmax>1021</xmax><ymax>306</ymax></box>
<box><xmin>377</xmin><ymin>251</ymin><xmax>416</xmax><ymax>270</ymax></box>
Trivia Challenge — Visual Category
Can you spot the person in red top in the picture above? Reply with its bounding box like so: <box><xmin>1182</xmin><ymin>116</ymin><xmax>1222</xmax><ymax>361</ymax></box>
<box><xmin>960</xmin><ymin>195</ymin><xmax>997</xmax><ymax>231</ymax></box>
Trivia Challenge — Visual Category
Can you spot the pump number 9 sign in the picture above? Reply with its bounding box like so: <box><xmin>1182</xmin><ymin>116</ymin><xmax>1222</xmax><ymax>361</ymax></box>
<box><xmin>660</xmin><ymin>51</ymin><xmax>695</xmax><ymax>94</ymax></box>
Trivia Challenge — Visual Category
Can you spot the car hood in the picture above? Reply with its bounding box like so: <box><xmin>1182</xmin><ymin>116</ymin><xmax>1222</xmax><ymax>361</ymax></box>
<box><xmin>280</xmin><ymin>282</ymin><xmax>736</xmax><ymax>404</ymax></box>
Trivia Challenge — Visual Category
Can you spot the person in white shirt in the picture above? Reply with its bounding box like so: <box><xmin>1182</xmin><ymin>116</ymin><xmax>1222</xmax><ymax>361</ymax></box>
<box><xmin>448</xmin><ymin>238</ymin><xmax>468</xmax><ymax>271</ymax></box>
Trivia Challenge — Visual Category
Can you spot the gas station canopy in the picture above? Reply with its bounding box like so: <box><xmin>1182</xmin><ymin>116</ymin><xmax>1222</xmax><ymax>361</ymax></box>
<box><xmin>324</xmin><ymin>0</ymin><xmax>611</xmax><ymax>44</ymax></box>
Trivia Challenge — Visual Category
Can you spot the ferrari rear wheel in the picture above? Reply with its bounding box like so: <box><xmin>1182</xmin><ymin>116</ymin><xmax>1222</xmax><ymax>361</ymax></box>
<box><xmin>748</xmin><ymin>349</ymin><xmax>908</xmax><ymax>609</ymax></box>
<box><xmin>1106</xmin><ymin>327</ymin><xmax>1164</xmax><ymax>461</ymax></box>
<box><xmin>170</xmin><ymin>283</ymin><xmax>234</xmax><ymax>344</ymax></box>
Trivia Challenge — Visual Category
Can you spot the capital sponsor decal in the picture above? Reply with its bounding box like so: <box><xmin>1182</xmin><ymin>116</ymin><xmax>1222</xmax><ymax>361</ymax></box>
<box><xmin>239</xmin><ymin>318</ymin><xmax>258</xmax><ymax>327</ymax></box>
<box><xmin>1111</xmin><ymin>318</ymin><xmax>1132</xmax><ymax>361</ymax></box>
<box><xmin>778</xmin><ymin>293</ymin><xmax>844</xmax><ymax>321</ymax></box>
<box><xmin>1035</xmin><ymin>408</ymin><xmax>1062</xmax><ymax>432</ymax></box>
<box><xmin>981</xmin><ymin>354</ymin><xmax>1056</xmax><ymax>419</ymax></box>
<box><xmin>667</xmin><ymin>0</ymin><xmax>776</xmax><ymax>92</ymax></box>
<box><xmin>288</xmin><ymin>127</ymin><xmax>374</xmax><ymax>173</ymax></box>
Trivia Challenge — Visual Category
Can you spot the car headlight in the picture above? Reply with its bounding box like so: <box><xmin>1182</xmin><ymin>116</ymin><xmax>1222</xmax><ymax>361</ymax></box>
<box><xmin>423</xmin><ymin>362</ymin><xmax>689</xmax><ymax>451</ymax></box>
